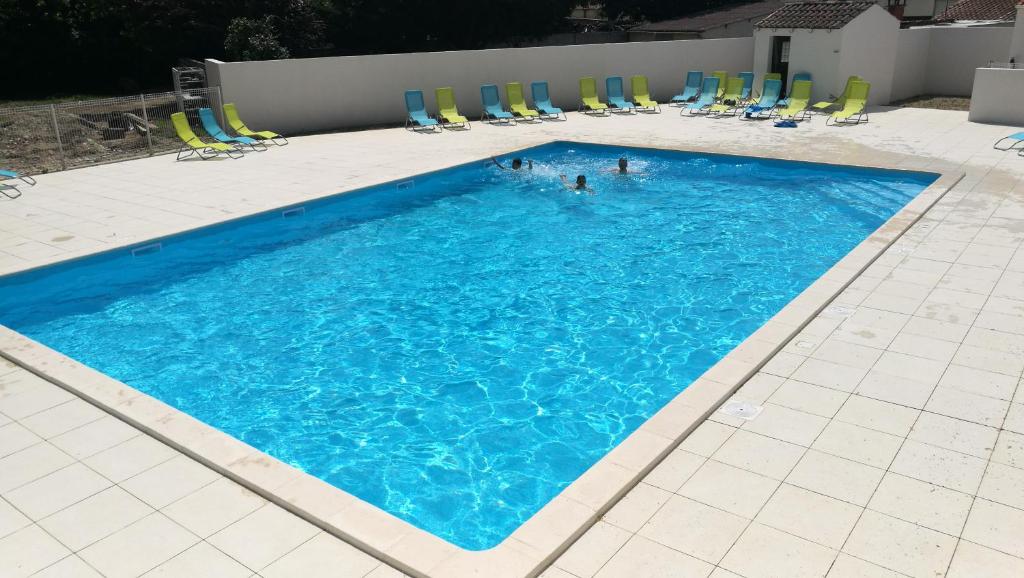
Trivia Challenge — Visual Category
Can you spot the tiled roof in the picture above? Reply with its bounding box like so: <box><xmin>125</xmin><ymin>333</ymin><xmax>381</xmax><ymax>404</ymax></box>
<box><xmin>935</xmin><ymin>0</ymin><xmax>1016</xmax><ymax>22</ymax></box>
<box><xmin>634</xmin><ymin>0</ymin><xmax>786</xmax><ymax>32</ymax></box>
<box><xmin>756</xmin><ymin>1</ymin><xmax>877</xmax><ymax>30</ymax></box>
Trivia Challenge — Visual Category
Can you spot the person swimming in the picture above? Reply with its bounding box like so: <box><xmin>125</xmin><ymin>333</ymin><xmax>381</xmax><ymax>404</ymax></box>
<box><xmin>492</xmin><ymin>157</ymin><xmax>532</xmax><ymax>171</ymax></box>
<box><xmin>608</xmin><ymin>157</ymin><xmax>643</xmax><ymax>175</ymax></box>
<box><xmin>560</xmin><ymin>174</ymin><xmax>595</xmax><ymax>195</ymax></box>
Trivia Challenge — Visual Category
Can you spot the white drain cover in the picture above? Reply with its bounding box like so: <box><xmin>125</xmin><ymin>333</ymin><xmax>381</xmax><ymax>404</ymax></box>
<box><xmin>719</xmin><ymin>401</ymin><xmax>763</xmax><ymax>421</ymax></box>
<box><xmin>825</xmin><ymin>305</ymin><xmax>855</xmax><ymax>317</ymax></box>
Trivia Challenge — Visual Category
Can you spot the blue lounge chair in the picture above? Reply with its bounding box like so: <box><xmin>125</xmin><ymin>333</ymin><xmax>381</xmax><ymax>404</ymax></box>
<box><xmin>404</xmin><ymin>90</ymin><xmax>440</xmax><ymax>131</ymax></box>
<box><xmin>684</xmin><ymin>77</ymin><xmax>720</xmax><ymax>116</ymax></box>
<box><xmin>530</xmin><ymin>81</ymin><xmax>565</xmax><ymax>120</ymax></box>
<box><xmin>738</xmin><ymin>72</ymin><xmax>755</xmax><ymax>101</ymax></box>
<box><xmin>480</xmin><ymin>84</ymin><xmax>515</xmax><ymax>124</ymax></box>
<box><xmin>198</xmin><ymin>108</ymin><xmax>266</xmax><ymax>151</ymax></box>
<box><xmin>744</xmin><ymin>78</ymin><xmax>782</xmax><ymax>119</ymax></box>
<box><xmin>778</xmin><ymin>72</ymin><xmax>812</xmax><ymax>107</ymax></box>
<box><xmin>994</xmin><ymin>132</ymin><xmax>1024</xmax><ymax>150</ymax></box>
<box><xmin>606</xmin><ymin>76</ymin><xmax>636</xmax><ymax>113</ymax></box>
<box><xmin>0</xmin><ymin>169</ymin><xmax>35</xmax><ymax>199</ymax></box>
<box><xmin>672</xmin><ymin>71</ymin><xmax>703</xmax><ymax>104</ymax></box>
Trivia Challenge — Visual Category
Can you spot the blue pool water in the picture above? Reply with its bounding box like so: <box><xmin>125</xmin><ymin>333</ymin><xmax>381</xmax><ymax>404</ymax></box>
<box><xmin>0</xmin><ymin>143</ymin><xmax>935</xmax><ymax>549</ymax></box>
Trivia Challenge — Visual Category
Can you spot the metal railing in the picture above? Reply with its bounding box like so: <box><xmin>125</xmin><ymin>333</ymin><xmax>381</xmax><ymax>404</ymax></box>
<box><xmin>0</xmin><ymin>87</ymin><xmax>222</xmax><ymax>174</ymax></box>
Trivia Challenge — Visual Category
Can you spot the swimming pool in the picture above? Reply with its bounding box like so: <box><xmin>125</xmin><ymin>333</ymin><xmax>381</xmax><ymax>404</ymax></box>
<box><xmin>0</xmin><ymin>142</ymin><xmax>936</xmax><ymax>549</ymax></box>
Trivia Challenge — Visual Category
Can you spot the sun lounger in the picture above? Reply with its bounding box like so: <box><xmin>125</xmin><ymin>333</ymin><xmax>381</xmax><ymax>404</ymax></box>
<box><xmin>506</xmin><ymin>82</ymin><xmax>540</xmax><ymax>121</ymax></box>
<box><xmin>530</xmin><ymin>81</ymin><xmax>565</xmax><ymax>120</ymax></box>
<box><xmin>579</xmin><ymin>77</ymin><xmax>610</xmax><ymax>115</ymax></box>
<box><xmin>778</xmin><ymin>72</ymin><xmax>812</xmax><ymax>107</ymax></box>
<box><xmin>171</xmin><ymin>112</ymin><xmax>243</xmax><ymax>160</ymax></box>
<box><xmin>684</xmin><ymin>77</ymin><xmax>720</xmax><ymax>116</ymax></box>
<box><xmin>744</xmin><ymin>78</ymin><xmax>782</xmax><ymax>119</ymax></box>
<box><xmin>199</xmin><ymin>108</ymin><xmax>265</xmax><ymax>151</ymax></box>
<box><xmin>223</xmin><ymin>103</ymin><xmax>288</xmax><ymax>145</ymax></box>
<box><xmin>631</xmin><ymin>75</ymin><xmax>661</xmax><ymax>113</ymax></box>
<box><xmin>404</xmin><ymin>90</ymin><xmax>441</xmax><ymax>132</ymax></box>
<box><xmin>777</xmin><ymin>80</ymin><xmax>813</xmax><ymax>121</ymax></box>
<box><xmin>812</xmin><ymin>75</ymin><xmax>861</xmax><ymax>111</ymax></box>
<box><xmin>480</xmin><ymin>84</ymin><xmax>516</xmax><ymax>124</ymax></box>
<box><xmin>606</xmin><ymin>76</ymin><xmax>636</xmax><ymax>113</ymax></box>
<box><xmin>994</xmin><ymin>132</ymin><xmax>1024</xmax><ymax>150</ymax></box>
<box><xmin>711</xmin><ymin>71</ymin><xmax>728</xmax><ymax>98</ymax></box>
<box><xmin>826</xmin><ymin>80</ymin><xmax>870</xmax><ymax>125</ymax></box>
<box><xmin>436</xmin><ymin>87</ymin><xmax>470</xmax><ymax>129</ymax></box>
<box><xmin>738</xmin><ymin>72</ymin><xmax>755</xmax><ymax>101</ymax></box>
<box><xmin>708</xmin><ymin>77</ymin><xmax>746</xmax><ymax>117</ymax></box>
<box><xmin>672</xmin><ymin>71</ymin><xmax>703</xmax><ymax>104</ymax></box>
<box><xmin>0</xmin><ymin>169</ymin><xmax>35</xmax><ymax>199</ymax></box>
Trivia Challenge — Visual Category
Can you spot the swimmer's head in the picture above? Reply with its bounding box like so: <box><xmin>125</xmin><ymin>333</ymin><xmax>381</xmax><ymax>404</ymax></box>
<box><xmin>511</xmin><ymin>158</ymin><xmax>523</xmax><ymax>169</ymax></box>
<box><xmin>618</xmin><ymin>157</ymin><xmax>628</xmax><ymax>171</ymax></box>
<box><xmin>576</xmin><ymin>175</ymin><xmax>587</xmax><ymax>188</ymax></box>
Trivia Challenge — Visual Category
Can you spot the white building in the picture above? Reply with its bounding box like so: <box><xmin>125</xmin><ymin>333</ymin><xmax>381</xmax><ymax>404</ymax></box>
<box><xmin>753</xmin><ymin>1</ymin><xmax>901</xmax><ymax>105</ymax></box>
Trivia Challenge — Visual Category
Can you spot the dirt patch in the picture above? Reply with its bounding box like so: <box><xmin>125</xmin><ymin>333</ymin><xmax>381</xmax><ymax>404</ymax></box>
<box><xmin>891</xmin><ymin>95</ymin><xmax>971</xmax><ymax>111</ymax></box>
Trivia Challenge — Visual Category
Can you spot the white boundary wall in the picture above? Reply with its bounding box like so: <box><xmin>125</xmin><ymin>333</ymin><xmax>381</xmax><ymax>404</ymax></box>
<box><xmin>207</xmin><ymin>38</ymin><xmax>754</xmax><ymax>134</ymax></box>
<box><xmin>892</xmin><ymin>26</ymin><xmax>1013</xmax><ymax>101</ymax></box>
<box><xmin>968</xmin><ymin>68</ymin><xmax>1024</xmax><ymax>125</ymax></box>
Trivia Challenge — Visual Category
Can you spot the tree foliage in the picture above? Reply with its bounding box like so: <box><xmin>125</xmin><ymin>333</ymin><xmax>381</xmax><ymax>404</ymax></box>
<box><xmin>1</xmin><ymin>0</ymin><xmax>578</xmax><ymax>99</ymax></box>
<box><xmin>602</xmin><ymin>0</ymin><xmax>763</xmax><ymax>23</ymax></box>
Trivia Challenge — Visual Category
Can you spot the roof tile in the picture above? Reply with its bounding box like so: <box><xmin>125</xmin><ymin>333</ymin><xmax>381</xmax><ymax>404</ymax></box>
<box><xmin>935</xmin><ymin>0</ymin><xmax>1016</xmax><ymax>22</ymax></box>
<box><xmin>756</xmin><ymin>1</ymin><xmax>878</xmax><ymax>30</ymax></box>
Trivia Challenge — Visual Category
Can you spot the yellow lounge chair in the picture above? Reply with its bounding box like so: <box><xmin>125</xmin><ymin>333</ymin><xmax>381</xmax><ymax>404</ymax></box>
<box><xmin>579</xmin><ymin>77</ymin><xmax>609</xmax><ymax>115</ymax></box>
<box><xmin>223</xmin><ymin>103</ymin><xmax>288</xmax><ymax>145</ymax></box>
<box><xmin>630</xmin><ymin>76</ymin><xmax>660</xmax><ymax>113</ymax></box>
<box><xmin>506</xmin><ymin>82</ymin><xmax>540</xmax><ymax>121</ymax></box>
<box><xmin>171</xmin><ymin>112</ymin><xmax>242</xmax><ymax>161</ymax></box>
<box><xmin>707</xmin><ymin>77</ymin><xmax>745</xmax><ymax>117</ymax></box>
<box><xmin>711</xmin><ymin>71</ymin><xmax>728</xmax><ymax>98</ymax></box>
<box><xmin>777</xmin><ymin>80</ymin><xmax>813</xmax><ymax>121</ymax></box>
<box><xmin>827</xmin><ymin>81</ymin><xmax>870</xmax><ymax>125</ymax></box>
<box><xmin>435</xmin><ymin>87</ymin><xmax>471</xmax><ymax>129</ymax></box>
<box><xmin>812</xmin><ymin>76</ymin><xmax>861</xmax><ymax>111</ymax></box>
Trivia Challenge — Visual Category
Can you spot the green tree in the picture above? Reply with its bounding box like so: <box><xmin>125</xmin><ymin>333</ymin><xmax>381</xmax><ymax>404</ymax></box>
<box><xmin>225</xmin><ymin>16</ymin><xmax>290</xmax><ymax>61</ymax></box>
<box><xmin>602</xmin><ymin>0</ymin><xmax>761</xmax><ymax>23</ymax></box>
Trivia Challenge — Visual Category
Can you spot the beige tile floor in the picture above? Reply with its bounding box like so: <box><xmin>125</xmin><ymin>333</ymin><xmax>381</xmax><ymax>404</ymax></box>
<box><xmin>1</xmin><ymin>106</ymin><xmax>1024</xmax><ymax>577</ymax></box>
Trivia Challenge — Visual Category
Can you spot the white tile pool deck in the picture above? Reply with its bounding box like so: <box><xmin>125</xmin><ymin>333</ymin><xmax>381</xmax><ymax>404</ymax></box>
<box><xmin>1</xmin><ymin>106</ymin><xmax>1023</xmax><ymax>577</ymax></box>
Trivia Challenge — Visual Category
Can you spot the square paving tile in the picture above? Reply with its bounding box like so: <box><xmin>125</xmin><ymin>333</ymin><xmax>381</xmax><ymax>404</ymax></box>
<box><xmin>2</xmin><ymin>463</ymin><xmax>111</xmax><ymax>520</ymax></box>
<box><xmin>754</xmin><ymin>483</ymin><xmax>862</xmax><ymax>549</ymax></box>
<box><xmin>908</xmin><ymin>411</ymin><xmax>999</xmax><ymax>459</ymax></box>
<box><xmin>556</xmin><ymin>521</ymin><xmax>633</xmax><ymax>578</ymax></box>
<box><xmin>0</xmin><ymin>422</ymin><xmax>41</xmax><ymax>459</ymax></box>
<box><xmin>601</xmin><ymin>482</ymin><xmax>672</xmax><ymax>533</ymax></box>
<box><xmin>843</xmin><ymin>510</ymin><xmax>957</xmax><ymax>578</ymax></box>
<box><xmin>720</xmin><ymin>522</ymin><xmax>836</xmax><ymax>578</ymax></box>
<box><xmin>39</xmin><ymin>486</ymin><xmax>154</xmax><ymax>551</ymax></box>
<box><xmin>120</xmin><ymin>454</ymin><xmax>220</xmax><ymax>509</ymax></box>
<box><xmin>786</xmin><ymin>450</ymin><xmax>885</xmax><ymax>506</ymax></box>
<box><xmin>207</xmin><ymin>503</ymin><xmax>320</xmax><ymax>570</ymax></box>
<box><xmin>0</xmin><ymin>524</ymin><xmax>71</xmax><ymax>578</ymax></box>
<box><xmin>18</xmin><ymin>399</ymin><xmax>105</xmax><ymax>440</ymax></box>
<box><xmin>642</xmin><ymin>449</ymin><xmax>705</xmax><ymax>493</ymax></box>
<box><xmin>79</xmin><ymin>513</ymin><xmax>198</xmax><ymax>578</ymax></box>
<box><xmin>834</xmin><ymin>395</ymin><xmax>920</xmax><ymax>437</ymax></box>
<box><xmin>811</xmin><ymin>420</ymin><xmax>903</xmax><ymax>469</ymax></box>
<box><xmin>961</xmin><ymin>498</ymin><xmax>1024</xmax><ymax>559</ymax></box>
<box><xmin>143</xmin><ymin>541</ymin><xmax>255</xmax><ymax>578</ymax></box>
<box><xmin>678</xmin><ymin>460</ymin><xmax>779</xmax><ymax>519</ymax></box>
<box><xmin>595</xmin><ymin>535</ymin><xmax>713</xmax><ymax>578</ymax></box>
<box><xmin>711</xmin><ymin>430</ymin><xmax>806</xmax><ymax>481</ymax></box>
<box><xmin>638</xmin><ymin>495</ymin><xmax>747</xmax><ymax>565</ymax></box>
<box><xmin>0</xmin><ymin>443</ymin><xmax>74</xmax><ymax>494</ymax></box>
<box><xmin>867</xmin><ymin>472</ymin><xmax>973</xmax><ymax>536</ymax></box>
<box><xmin>162</xmin><ymin>477</ymin><xmax>266</xmax><ymax>539</ymax></box>
<box><xmin>992</xmin><ymin>430</ymin><xmax>1024</xmax><ymax>469</ymax></box>
<box><xmin>740</xmin><ymin>403</ymin><xmax>829</xmax><ymax>447</ymax></box>
<box><xmin>947</xmin><ymin>540</ymin><xmax>1024</xmax><ymax>578</ymax></box>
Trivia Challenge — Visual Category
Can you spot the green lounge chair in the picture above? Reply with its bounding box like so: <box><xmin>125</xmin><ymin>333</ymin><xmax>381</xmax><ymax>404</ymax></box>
<box><xmin>777</xmin><ymin>80</ymin><xmax>813</xmax><ymax>121</ymax></box>
<box><xmin>223</xmin><ymin>103</ymin><xmax>288</xmax><ymax>145</ymax></box>
<box><xmin>711</xmin><ymin>71</ymin><xmax>728</xmax><ymax>98</ymax></box>
<box><xmin>744</xmin><ymin>78</ymin><xmax>782</xmax><ymax>119</ymax></box>
<box><xmin>0</xmin><ymin>169</ymin><xmax>35</xmax><ymax>199</ymax></box>
<box><xmin>480</xmin><ymin>84</ymin><xmax>516</xmax><ymax>125</ymax></box>
<box><xmin>435</xmin><ymin>87</ymin><xmax>470</xmax><ymax>129</ymax></box>
<box><xmin>812</xmin><ymin>76</ymin><xmax>861</xmax><ymax>112</ymax></box>
<box><xmin>579</xmin><ymin>77</ymin><xmax>610</xmax><ymax>115</ymax></box>
<box><xmin>672</xmin><ymin>71</ymin><xmax>702</xmax><ymax>104</ymax></box>
<box><xmin>708</xmin><ymin>77</ymin><xmax>745</xmax><ymax>117</ymax></box>
<box><xmin>531</xmin><ymin>81</ymin><xmax>565</xmax><ymax>120</ymax></box>
<box><xmin>404</xmin><ymin>90</ymin><xmax>441</xmax><ymax>132</ymax></box>
<box><xmin>631</xmin><ymin>75</ymin><xmax>660</xmax><ymax>113</ymax></box>
<box><xmin>506</xmin><ymin>82</ymin><xmax>540</xmax><ymax>121</ymax></box>
<box><xmin>827</xmin><ymin>81</ymin><xmax>870</xmax><ymax>125</ymax></box>
<box><xmin>199</xmin><ymin>108</ymin><xmax>266</xmax><ymax>151</ymax></box>
<box><xmin>684</xmin><ymin>77</ymin><xmax>720</xmax><ymax>116</ymax></box>
<box><xmin>778</xmin><ymin>72</ymin><xmax>812</xmax><ymax>107</ymax></box>
<box><xmin>606</xmin><ymin>76</ymin><xmax>636</xmax><ymax>113</ymax></box>
<box><xmin>171</xmin><ymin>112</ymin><xmax>242</xmax><ymax>160</ymax></box>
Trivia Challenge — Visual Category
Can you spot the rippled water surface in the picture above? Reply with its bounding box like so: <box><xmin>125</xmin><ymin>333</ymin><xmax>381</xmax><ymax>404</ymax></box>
<box><xmin>0</xmin><ymin>143</ymin><xmax>935</xmax><ymax>549</ymax></box>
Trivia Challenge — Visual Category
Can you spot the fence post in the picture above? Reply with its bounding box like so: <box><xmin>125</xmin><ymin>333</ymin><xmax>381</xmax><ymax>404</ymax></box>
<box><xmin>140</xmin><ymin>93</ymin><xmax>154</xmax><ymax>155</ymax></box>
<box><xmin>49</xmin><ymin>104</ymin><xmax>67</xmax><ymax>171</ymax></box>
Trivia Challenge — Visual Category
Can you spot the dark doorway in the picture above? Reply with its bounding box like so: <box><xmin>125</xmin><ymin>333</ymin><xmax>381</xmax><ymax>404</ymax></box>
<box><xmin>770</xmin><ymin>36</ymin><xmax>791</xmax><ymax>95</ymax></box>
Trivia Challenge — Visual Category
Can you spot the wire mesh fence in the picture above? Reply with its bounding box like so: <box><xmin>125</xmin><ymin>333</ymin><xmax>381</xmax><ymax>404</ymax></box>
<box><xmin>0</xmin><ymin>87</ymin><xmax>222</xmax><ymax>174</ymax></box>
